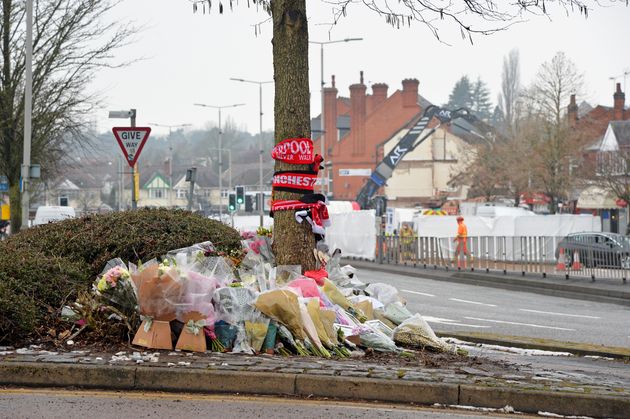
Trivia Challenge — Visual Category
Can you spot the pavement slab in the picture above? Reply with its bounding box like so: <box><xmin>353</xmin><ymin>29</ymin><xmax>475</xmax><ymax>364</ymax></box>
<box><xmin>1</xmin><ymin>345</ymin><xmax>629</xmax><ymax>418</ymax></box>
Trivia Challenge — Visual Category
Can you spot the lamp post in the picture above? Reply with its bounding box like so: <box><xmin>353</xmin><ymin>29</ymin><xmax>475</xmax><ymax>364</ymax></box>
<box><xmin>230</xmin><ymin>78</ymin><xmax>272</xmax><ymax>227</ymax></box>
<box><xmin>20</xmin><ymin>0</ymin><xmax>33</xmax><ymax>229</ymax></box>
<box><xmin>148</xmin><ymin>122</ymin><xmax>192</xmax><ymax>207</ymax></box>
<box><xmin>193</xmin><ymin>103</ymin><xmax>244</xmax><ymax>219</ymax></box>
<box><xmin>309</xmin><ymin>38</ymin><xmax>363</xmax><ymax>197</ymax></box>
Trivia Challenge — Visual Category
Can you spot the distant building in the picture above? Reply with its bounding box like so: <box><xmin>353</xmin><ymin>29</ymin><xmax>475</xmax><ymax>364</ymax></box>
<box><xmin>312</xmin><ymin>72</ymin><xmax>487</xmax><ymax>207</ymax></box>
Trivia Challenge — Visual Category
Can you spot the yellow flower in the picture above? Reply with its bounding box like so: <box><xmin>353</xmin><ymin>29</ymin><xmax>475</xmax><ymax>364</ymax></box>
<box><xmin>97</xmin><ymin>277</ymin><xmax>109</xmax><ymax>292</ymax></box>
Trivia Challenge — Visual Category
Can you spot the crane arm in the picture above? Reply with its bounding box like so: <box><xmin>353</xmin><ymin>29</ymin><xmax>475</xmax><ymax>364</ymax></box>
<box><xmin>356</xmin><ymin>105</ymin><xmax>473</xmax><ymax>212</ymax></box>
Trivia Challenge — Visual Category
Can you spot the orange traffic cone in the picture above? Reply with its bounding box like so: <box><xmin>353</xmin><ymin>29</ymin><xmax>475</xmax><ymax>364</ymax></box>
<box><xmin>556</xmin><ymin>247</ymin><xmax>567</xmax><ymax>271</ymax></box>
<box><xmin>572</xmin><ymin>250</ymin><xmax>582</xmax><ymax>270</ymax></box>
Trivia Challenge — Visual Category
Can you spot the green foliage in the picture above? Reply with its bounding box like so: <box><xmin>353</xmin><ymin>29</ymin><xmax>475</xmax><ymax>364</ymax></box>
<box><xmin>446</xmin><ymin>75</ymin><xmax>473</xmax><ymax>110</ymax></box>
<box><xmin>0</xmin><ymin>208</ymin><xmax>242</xmax><ymax>345</ymax></box>
<box><xmin>471</xmin><ymin>77</ymin><xmax>493</xmax><ymax>121</ymax></box>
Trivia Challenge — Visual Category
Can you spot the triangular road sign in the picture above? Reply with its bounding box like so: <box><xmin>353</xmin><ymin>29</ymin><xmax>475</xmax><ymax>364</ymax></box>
<box><xmin>112</xmin><ymin>127</ymin><xmax>151</xmax><ymax>167</ymax></box>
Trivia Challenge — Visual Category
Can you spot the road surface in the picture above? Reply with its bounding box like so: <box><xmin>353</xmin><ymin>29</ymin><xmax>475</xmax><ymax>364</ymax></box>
<box><xmin>358</xmin><ymin>269</ymin><xmax>630</xmax><ymax>347</ymax></box>
<box><xmin>0</xmin><ymin>389</ymin><xmax>536</xmax><ymax>419</ymax></box>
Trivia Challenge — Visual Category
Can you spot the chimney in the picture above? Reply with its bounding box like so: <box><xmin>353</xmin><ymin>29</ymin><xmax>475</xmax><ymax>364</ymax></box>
<box><xmin>401</xmin><ymin>78</ymin><xmax>419</xmax><ymax>108</ymax></box>
<box><xmin>371</xmin><ymin>83</ymin><xmax>388</xmax><ymax>108</ymax></box>
<box><xmin>614</xmin><ymin>82</ymin><xmax>625</xmax><ymax>121</ymax></box>
<box><xmin>567</xmin><ymin>94</ymin><xmax>578</xmax><ymax>127</ymax></box>
<box><xmin>323</xmin><ymin>75</ymin><xmax>338</xmax><ymax>145</ymax></box>
<box><xmin>349</xmin><ymin>71</ymin><xmax>367</xmax><ymax>154</ymax></box>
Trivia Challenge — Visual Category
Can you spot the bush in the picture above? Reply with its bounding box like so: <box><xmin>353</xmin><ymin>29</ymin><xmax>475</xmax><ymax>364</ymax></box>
<box><xmin>0</xmin><ymin>208</ymin><xmax>242</xmax><ymax>345</ymax></box>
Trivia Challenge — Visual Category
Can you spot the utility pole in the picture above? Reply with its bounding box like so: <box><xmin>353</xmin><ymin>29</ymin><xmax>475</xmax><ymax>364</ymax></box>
<box><xmin>21</xmin><ymin>0</ymin><xmax>34</xmax><ymax>229</ymax></box>
<box><xmin>230</xmin><ymin>78</ymin><xmax>273</xmax><ymax>227</ymax></box>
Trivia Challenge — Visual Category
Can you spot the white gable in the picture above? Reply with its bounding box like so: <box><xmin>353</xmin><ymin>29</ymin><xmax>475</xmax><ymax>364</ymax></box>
<box><xmin>600</xmin><ymin>124</ymin><xmax>619</xmax><ymax>151</ymax></box>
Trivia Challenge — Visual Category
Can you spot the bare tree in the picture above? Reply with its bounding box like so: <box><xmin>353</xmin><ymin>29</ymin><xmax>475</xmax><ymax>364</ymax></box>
<box><xmin>498</xmin><ymin>49</ymin><xmax>521</xmax><ymax>136</ymax></box>
<box><xmin>0</xmin><ymin>0</ymin><xmax>134</xmax><ymax>232</ymax></box>
<box><xmin>521</xmin><ymin>51</ymin><xmax>587</xmax><ymax>213</ymax></box>
<box><xmin>193</xmin><ymin>0</ymin><xmax>627</xmax><ymax>269</ymax></box>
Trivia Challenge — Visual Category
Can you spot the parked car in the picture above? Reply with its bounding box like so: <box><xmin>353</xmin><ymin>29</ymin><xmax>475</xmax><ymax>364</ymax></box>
<box><xmin>555</xmin><ymin>232</ymin><xmax>630</xmax><ymax>269</ymax></box>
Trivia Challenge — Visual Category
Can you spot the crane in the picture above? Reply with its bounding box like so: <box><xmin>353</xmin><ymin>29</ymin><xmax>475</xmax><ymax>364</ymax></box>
<box><xmin>355</xmin><ymin>105</ymin><xmax>482</xmax><ymax>215</ymax></box>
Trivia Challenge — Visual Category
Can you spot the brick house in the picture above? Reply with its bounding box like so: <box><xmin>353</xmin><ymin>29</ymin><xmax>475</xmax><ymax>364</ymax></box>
<box><xmin>570</xmin><ymin>83</ymin><xmax>629</xmax><ymax>233</ymax></box>
<box><xmin>313</xmin><ymin>72</ymin><xmax>483</xmax><ymax>206</ymax></box>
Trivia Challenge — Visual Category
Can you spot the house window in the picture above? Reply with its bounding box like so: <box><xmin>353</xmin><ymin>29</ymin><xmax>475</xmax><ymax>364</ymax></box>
<box><xmin>149</xmin><ymin>189</ymin><xmax>166</xmax><ymax>199</ymax></box>
<box><xmin>221</xmin><ymin>189</ymin><xmax>228</xmax><ymax>198</ymax></box>
<box><xmin>59</xmin><ymin>196</ymin><xmax>69</xmax><ymax>206</ymax></box>
<box><xmin>176</xmin><ymin>189</ymin><xmax>187</xmax><ymax>199</ymax></box>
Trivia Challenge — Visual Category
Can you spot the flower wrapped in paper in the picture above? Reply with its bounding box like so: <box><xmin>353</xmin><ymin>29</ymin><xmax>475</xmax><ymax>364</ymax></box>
<box><xmin>253</xmin><ymin>289</ymin><xmax>309</xmax><ymax>355</ymax></box>
<box><xmin>131</xmin><ymin>261</ymin><xmax>181</xmax><ymax>350</ymax></box>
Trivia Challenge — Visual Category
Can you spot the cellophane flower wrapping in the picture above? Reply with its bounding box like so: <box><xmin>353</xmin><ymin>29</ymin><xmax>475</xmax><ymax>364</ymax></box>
<box><xmin>93</xmin><ymin>258</ymin><xmax>137</xmax><ymax>314</ymax></box>
<box><xmin>165</xmin><ymin>241</ymin><xmax>217</xmax><ymax>266</ymax></box>
<box><xmin>392</xmin><ymin>314</ymin><xmax>452</xmax><ymax>353</ymax></box>
<box><xmin>273</xmin><ymin>265</ymin><xmax>302</xmax><ymax>288</ymax></box>
<box><xmin>352</xmin><ymin>323</ymin><xmax>400</xmax><ymax>353</ymax></box>
<box><xmin>213</xmin><ymin>286</ymin><xmax>259</xmax><ymax>354</ymax></box>
<box><xmin>240</xmin><ymin>234</ymin><xmax>275</xmax><ymax>291</ymax></box>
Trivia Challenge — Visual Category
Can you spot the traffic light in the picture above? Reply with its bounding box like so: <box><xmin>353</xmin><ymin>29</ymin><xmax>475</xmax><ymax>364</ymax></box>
<box><xmin>228</xmin><ymin>193</ymin><xmax>236</xmax><ymax>212</ymax></box>
<box><xmin>245</xmin><ymin>194</ymin><xmax>253</xmax><ymax>212</ymax></box>
<box><xmin>236</xmin><ymin>186</ymin><xmax>245</xmax><ymax>205</ymax></box>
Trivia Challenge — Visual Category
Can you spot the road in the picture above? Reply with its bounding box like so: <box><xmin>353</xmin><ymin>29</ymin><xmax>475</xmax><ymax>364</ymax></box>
<box><xmin>0</xmin><ymin>389</ymin><xmax>536</xmax><ymax>419</ymax></box>
<box><xmin>358</xmin><ymin>269</ymin><xmax>630</xmax><ymax>348</ymax></box>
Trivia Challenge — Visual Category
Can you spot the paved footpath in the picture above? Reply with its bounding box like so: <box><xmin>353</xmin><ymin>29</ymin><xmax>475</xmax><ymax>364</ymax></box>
<box><xmin>1</xmin><ymin>345</ymin><xmax>629</xmax><ymax>418</ymax></box>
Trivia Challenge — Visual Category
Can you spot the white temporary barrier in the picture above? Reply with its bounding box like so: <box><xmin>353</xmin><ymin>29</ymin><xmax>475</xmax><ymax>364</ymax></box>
<box><xmin>411</xmin><ymin>214</ymin><xmax>601</xmax><ymax>262</ymax></box>
<box><xmin>326</xmin><ymin>210</ymin><xmax>376</xmax><ymax>260</ymax></box>
<box><xmin>230</xmin><ymin>215</ymin><xmax>274</xmax><ymax>232</ymax></box>
<box><xmin>413</xmin><ymin>214</ymin><xmax>601</xmax><ymax>238</ymax></box>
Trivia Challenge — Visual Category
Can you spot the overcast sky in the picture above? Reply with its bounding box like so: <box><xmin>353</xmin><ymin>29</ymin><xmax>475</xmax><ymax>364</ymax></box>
<box><xmin>92</xmin><ymin>1</ymin><xmax>630</xmax><ymax>137</ymax></box>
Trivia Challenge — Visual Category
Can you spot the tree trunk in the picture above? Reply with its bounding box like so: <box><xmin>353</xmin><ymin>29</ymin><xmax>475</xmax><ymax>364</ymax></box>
<box><xmin>270</xmin><ymin>0</ymin><xmax>316</xmax><ymax>271</ymax></box>
<box><xmin>8</xmin><ymin>182</ymin><xmax>21</xmax><ymax>233</ymax></box>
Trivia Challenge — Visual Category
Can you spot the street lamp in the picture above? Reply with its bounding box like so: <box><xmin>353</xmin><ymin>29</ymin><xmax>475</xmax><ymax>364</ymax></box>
<box><xmin>309</xmin><ymin>37</ymin><xmax>363</xmax><ymax>196</ymax></box>
<box><xmin>193</xmin><ymin>103</ymin><xmax>245</xmax><ymax>218</ymax></box>
<box><xmin>230</xmin><ymin>78</ymin><xmax>273</xmax><ymax>227</ymax></box>
<box><xmin>148</xmin><ymin>122</ymin><xmax>192</xmax><ymax>207</ymax></box>
<box><xmin>21</xmin><ymin>0</ymin><xmax>34</xmax><ymax>229</ymax></box>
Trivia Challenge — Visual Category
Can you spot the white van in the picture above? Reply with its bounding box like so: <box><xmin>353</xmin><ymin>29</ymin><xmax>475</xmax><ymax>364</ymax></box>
<box><xmin>33</xmin><ymin>206</ymin><xmax>76</xmax><ymax>226</ymax></box>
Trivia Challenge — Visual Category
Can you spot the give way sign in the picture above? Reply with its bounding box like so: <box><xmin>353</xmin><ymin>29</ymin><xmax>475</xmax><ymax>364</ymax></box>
<box><xmin>112</xmin><ymin>127</ymin><xmax>151</xmax><ymax>167</ymax></box>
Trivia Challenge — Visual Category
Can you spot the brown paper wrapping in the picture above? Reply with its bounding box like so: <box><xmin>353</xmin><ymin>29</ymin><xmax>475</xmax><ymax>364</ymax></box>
<box><xmin>132</xmin><ymin>267</ymin><xmax>181</xmax><ymax>350</ymax></box>
<box><xmin>175</xmin><ymin>311</ymin><xmax>207</xmax><ymax>352</ymax></box>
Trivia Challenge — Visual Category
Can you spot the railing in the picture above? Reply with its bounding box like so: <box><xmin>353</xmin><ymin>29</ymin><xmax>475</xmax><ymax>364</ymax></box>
<box><xmin>375</xmin><ymin>235</ymin><xmax>628</xmax><ymax>283</ymax></box>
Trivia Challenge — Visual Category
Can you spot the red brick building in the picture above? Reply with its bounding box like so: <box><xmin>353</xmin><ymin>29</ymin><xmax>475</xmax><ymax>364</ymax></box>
<box><xmin>312</xmin><ymin>72</ymin><xmax>425</xmax><ymax>201</ymax></box>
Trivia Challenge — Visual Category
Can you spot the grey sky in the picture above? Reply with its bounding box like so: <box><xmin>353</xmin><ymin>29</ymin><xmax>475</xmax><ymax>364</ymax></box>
<box><xmin>92</xmin><ymin>1</ymin><xmax>630</xmax><ymax>136</ymax></box>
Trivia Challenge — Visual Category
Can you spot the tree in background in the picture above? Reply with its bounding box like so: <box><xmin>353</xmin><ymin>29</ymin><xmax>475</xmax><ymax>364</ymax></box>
<box><xmin>0</xmin><ymin>0</ymin><xmax>134</xmax><ymax>231</ymax></box>
<box><xmin>446</xmin><ymin>76</ymin><xmax>473</xmax><ymax>110</ymax></box>
<box><xmin>498</xmin><ymin>49</ymin><xmax>522</xmax><ymax>136</ymax></box>
<box><xmin>194</xmin><ymin>0</ymin><xmax>627</xmax><ymax>269</ymax></box>
<box><xmin>522</xmin><ymin>51</ymin><xmax>586</xmax><ymax>213</ymax></box>
<box><xmin>470</xmin><ymin>77</ymin><xmax>493</xmax><ymax>121</ymax></box>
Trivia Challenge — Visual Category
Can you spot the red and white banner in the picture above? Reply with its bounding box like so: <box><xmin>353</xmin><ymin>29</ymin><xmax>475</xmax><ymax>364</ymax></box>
<box><xmin>271</xmin><ymin>138</ymin><xmax>314</xmax><ymax>164</ymax></box>
<box><xmin>272</xmin><ymin>172</ymin><xmax>318</xmax><ymax>191</ymax></box>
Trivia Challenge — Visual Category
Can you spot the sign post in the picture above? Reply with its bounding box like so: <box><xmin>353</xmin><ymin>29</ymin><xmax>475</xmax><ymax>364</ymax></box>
<box><xmin>112</xmin><ymin>123</ymin><xmax>151</xmax><ymax>210</ymax></box>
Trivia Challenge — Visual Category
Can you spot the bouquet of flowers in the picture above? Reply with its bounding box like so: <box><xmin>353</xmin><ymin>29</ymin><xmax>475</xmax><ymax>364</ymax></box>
<box><xmin>131</xmin><ymin>260</ymin><xmax>181</xmax><ymax>350</ymax></box>
<box><xmin>93</xmin><ymin>258</ymin><xmax>137</xmax><ymax>316</ymax></box>
<box><xmin>213</xmin><ymin>286</ymin><xmax>259</xmax><ymax>354</ymax></box>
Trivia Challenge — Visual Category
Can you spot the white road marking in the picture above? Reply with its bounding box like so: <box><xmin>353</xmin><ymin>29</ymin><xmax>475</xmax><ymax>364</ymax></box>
<box><xmin>402</xmin><ymin>289</ymin><xmax>435</xmax><ymax>297</ymax></box>
<box><xmin>465</xmin><ymin>317</ymin><xmax>575</xmax><ymax>331</ymax></box>
<box><xmin>423</xmin><ymin>316</ymin><xmax>491</xmax><ymax>329</ymax></box>
<box><xmin>449</xmin><ymin>298</ymin><xmax>497</xmax><ymax>307</ymax></box>
<box><xmin>518</xmin><ymin>309</ymin><xmax>600</xmax><ymax>319</ymax></box>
